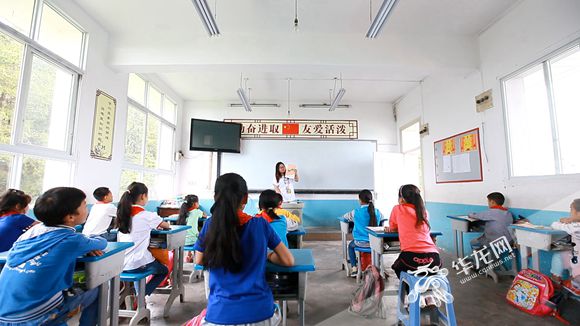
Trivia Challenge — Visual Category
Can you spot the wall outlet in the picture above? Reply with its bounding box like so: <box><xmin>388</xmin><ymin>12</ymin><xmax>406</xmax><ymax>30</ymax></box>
<box><xmin>475</xmin><ymin>89</ymin><xmax>493</xmax><ymax>112</ymax></box>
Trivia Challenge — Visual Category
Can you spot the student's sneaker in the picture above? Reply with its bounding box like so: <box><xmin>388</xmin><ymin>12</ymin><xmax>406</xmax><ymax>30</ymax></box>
<box><xmin>350</xmin><ymin>267</ymin><xmax>358</xmax><ymax>278</ymax></box>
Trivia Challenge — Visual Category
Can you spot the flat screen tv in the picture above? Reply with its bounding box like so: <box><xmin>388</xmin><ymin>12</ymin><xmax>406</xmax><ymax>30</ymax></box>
<box><xmin>189</xmin><ymin>119</ymin><xmax>242</xmax><ymax>153</ymax></box>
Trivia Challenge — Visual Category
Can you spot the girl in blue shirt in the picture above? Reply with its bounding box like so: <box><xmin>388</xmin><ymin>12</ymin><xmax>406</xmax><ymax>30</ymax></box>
<box><xmin>194</xmin><ymin>173</ymin><xmax>294</xmax><ymax>325</ymax></box>
<box><xmin>258</xmin><ymin>189</ymin><xmax>289</xmax><ymax>247</ymax></box>
<box><xmin>0</xmin><ymin>189</ymin><xmax>39</xmax><ymax>252</ymax></box>
<box><xmin>343</xmin><ymin>189</ymin><xmax>382</xmax><ymax>277</ymax></box>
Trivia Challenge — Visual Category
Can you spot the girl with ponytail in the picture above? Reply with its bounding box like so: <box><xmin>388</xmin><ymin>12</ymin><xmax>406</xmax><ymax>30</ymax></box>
<box><xmin>342</xmin><ymin>189</ymin><xmax>383</xmax><ymax>277</ymax></box>
<box><xmin>117</xmin><ymin>182</ymin><xmax>171</xmax><ymax>296</ymax></box>
<box><xmin>177</xmin><ymin>194</ymin><xmax>206</xmax><ymax>262</ymax></box>
<box><xmin>387</xmin><ymin>184</ymin><xmax>441</xmax><ymax>279</ymax></box>
<box><xmin>193</xmin><ymin>173</ymin><xmax>294</xmax><ymax>325</ymax></box>
<box><xmin>258</xmin><ymin>189</ymin><xmax>288</xmax><ymax>247</ymax></box>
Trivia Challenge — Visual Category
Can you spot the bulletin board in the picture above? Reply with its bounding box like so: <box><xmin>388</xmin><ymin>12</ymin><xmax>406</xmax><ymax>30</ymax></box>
<box><xmin>434</xmin><ymin>128</ymin><xmax>483</xmax><ymax>183</ymax></box>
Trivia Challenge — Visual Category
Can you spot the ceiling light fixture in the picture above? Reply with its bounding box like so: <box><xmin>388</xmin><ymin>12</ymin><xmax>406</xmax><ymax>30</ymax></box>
<box><xmin>230</xmin><ymin>103</ymin><xmax>280</xmax><ymax>108</ymax></box>
<box><xmin>236</xmin><ymin>74</ymin><xmax>252</xmax><ymax>112</ymax></box>
<box><xmin>366</xmin><ymin>0</ymin><xmax>399</xmax><ymax>39</ymax></box>
<box><xmin>293</xmin><ymin>0</ymin><xmax>299</xmax><ymax>32</ymax></box>
<box><xmin>299</xmin><ymin>104</ymin><xmax>350</xmax><ymax>109</ymax></box>
<box><xmin>191</xmin><ymin>0</ymin><xmax>220</xmax><ymax>36</ymax></box>
<box><xmin>329</xmin><ymin>76</ymin><xmax>346</xmax><ymax>111</ymax></box>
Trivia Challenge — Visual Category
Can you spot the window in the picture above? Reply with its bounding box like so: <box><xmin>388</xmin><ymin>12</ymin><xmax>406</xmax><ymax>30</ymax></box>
<box><xmin>0</xmin><ymin>1</ymin><xmax>84</xmax><ymax>197</ymax></box>
<box><xmin>122</xmin><ymin>74</ymin><xmax>176</xmax><ymax>198</ymax></box>
<box><xmin>400</xmin><ymin>121</ymin><xmax>423</xmax><ymax>192</ymax></box>
<box><xmin>503</xmin><ymin>42</ymin><xmax>580</xmax><ymax>177</ymax></box>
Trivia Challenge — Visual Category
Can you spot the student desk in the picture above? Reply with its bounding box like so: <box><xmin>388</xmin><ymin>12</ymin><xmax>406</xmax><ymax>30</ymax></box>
<box><xmin>0</xmin><ymin>242</ymin><xmax>134</xmax><ymax>326</ymax></box>
<box><xmin>366</xmin><ymin>227</ymin><xmax>443</xmax><ymax>270</ymax></box>
<box><xmin>509</xmin><ymin>224</ymin><xmax>568</xmax><ymax>271</ymax></box>
<box><xmin>287</xmin><ymin>225</ymin><xmax>306</xmax><ymax>249</ymax></box>
<box><xmin>267</xmin><ymin>249</ymin><xmax>315</xmax><ymax>326</ymax></box>
<box><xmin>150</xmin><ymin>225</ymin><xmax>191</xmax><ymax>317</ymax></box>
<box><xmin>337</xmin><ymin>217</ymin><xmax>353</xmax><ymax>274</ymax></box>
<box><xmin>447</xmin><ymin>215</ymin><xmax>482</xmax><ymax>258</ymax></box>
<box><xmin>163</xmin><ymin>215</ymin><xmax>178</xmax><ymax>224</ymax></box>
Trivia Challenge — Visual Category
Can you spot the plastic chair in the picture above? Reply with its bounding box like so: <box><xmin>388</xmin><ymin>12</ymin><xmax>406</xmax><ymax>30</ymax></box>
<box><xmin>397</xmin><ymin>271</ymin><xmax>457</xmax><ymax>326</ymax></box>
<box><xmin>119</xmin><ymin>269</ymin><xmax>154</xmax><ymax>326</ymax></box>
<box><xmin>354</xmin><ymin>246</ymin><xmax>372</xmax><ymax>283</ymax></box>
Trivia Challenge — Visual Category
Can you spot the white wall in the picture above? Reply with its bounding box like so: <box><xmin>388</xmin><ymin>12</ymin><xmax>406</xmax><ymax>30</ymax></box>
<box><xmin>49</xmin><ymin>1</ymin><xmax>183</xmax><ymax>202</ymax></box>
<box><xmin>178</xmin><ymin>100</ymin><xmax>397</xmax><ymax>195</ymax></box>
<box><xmin>397</xmin><ymin>0</ymin><xmax>580</xmax><ymax>211</ymax></box>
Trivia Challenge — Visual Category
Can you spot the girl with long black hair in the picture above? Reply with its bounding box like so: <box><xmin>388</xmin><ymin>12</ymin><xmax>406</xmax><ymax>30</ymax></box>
<box><xmin>386</xmin><ymin>184</ymin><xmax>441</xmax><ymax>279</ymax></box>
<box><xmin>194</xmin><ymin>173</ymin><xmax>294</xmax><ymax>325</ymax></box>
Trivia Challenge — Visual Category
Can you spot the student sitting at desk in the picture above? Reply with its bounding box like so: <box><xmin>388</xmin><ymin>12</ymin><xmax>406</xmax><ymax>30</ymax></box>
<box><xmin>82</xmin><ymin>187</ymin><xmax>117</xmax><ymax>241</ymax></box>
<box><xmin>258</xmin><ymin>190</ymin><xmax>289</xmax><ymax>247</ymax></box>
<box><xmin>468</xmin><ymin>192</ymin><xmax>514</xmax><ymax>250</ymax></box>
<box><xmin>386</xmin><ymin>184</ymin><xmax>441</xmax><ymax>279</ymax></box>
<box><xmin>343</xmin><ymin>189</ymin><xmax>382</xmax><ymax>277</ymax></box>
<box><xmin>550</xmin><ymin>199</ymin><xmax>580</xmax><ymax>292</ymax></box>
<box><xmin>0</xmin><ymin>187</ymin><xmax>107</xmax><ymax>326</ymax></box>
<box><xmin>176</xmin><ymin>194</ymin><xmax>206</xmax><ymax>263</ymax></box>
<box><xmin>194</xmin><ymin>173</ymin><xmax>294</xmax><ymax>326</ymax></box>
<box><xmin>0</xmin><ymin>189</ymin><xmax>38</xmax><ymax>252</ymax></box>
<box><xmin>117</xmin><ymin>182</ymin><xmax>171</xmax><ymax>296</ymax></box>
<box><xmin>274</xmin><ymin>193</ymin><xmax>300</xmax><ymax>231</ymax></box>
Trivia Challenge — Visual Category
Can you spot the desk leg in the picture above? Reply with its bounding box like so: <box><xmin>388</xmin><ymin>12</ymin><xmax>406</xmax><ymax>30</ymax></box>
<box><xmin>179</xmin><ymin>246</ymin><xmax>185</xmax><ymax>303</ymax></box>
<box><xmin>532</xmin><ymin>248</ymin><xmax>540</xmax><ymax>271</ymax></box>
<box><xmin>298</xmin><ymin>235</ymin><xmax>303</xmax><ymax>249</ymax></box>
<box><xmin>453</xmin><ymin>229</ymin><xmax>459</xmax><ymax>258</ymax></box>
<box><xmin>163</xmin><ymin>247</ymin><xmax>183</xmax><ymax>317</ymax></box>
<box><xmin>458</xmin><ymin>231</ymin><xmax>465</xmax><ymax>259</ymax></box>
<box><xmin>520</xmin><ymin>245</ymin><xmax>530</xmax><ymax>270</ymax></box>
<box><xmin>109</xmin><ymin>276</ymin><xmax>120</xmax><ymax>326</ymax></box>
<box><xmin>97</xmin><ymin>282</ymin><xmax>108</xmax><ymax>326</ymax></box>
<box><xmin>298</xmin><ymin>272</ymin><xmax>307</xmax><ymax>326</ymax></box>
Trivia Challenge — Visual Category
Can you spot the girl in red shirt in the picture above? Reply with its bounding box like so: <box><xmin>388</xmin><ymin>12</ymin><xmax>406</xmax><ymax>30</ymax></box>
<box><xmin>386</xmin><ymin>184</ymin><xmax>441</xmax><ymax>278</ymax></box>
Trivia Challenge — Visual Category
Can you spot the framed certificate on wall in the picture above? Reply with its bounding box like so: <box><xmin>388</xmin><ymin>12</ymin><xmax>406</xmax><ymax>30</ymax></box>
<box><xmin>90</xmin><ymin>90</ymin><xmax>116</xmax><ymax>161</ymax></box>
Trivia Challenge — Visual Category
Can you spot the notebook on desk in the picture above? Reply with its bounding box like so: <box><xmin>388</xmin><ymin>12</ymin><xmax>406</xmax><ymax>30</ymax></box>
<box><xmin>456</xmin><ymin>215</ymin><xmax>477</xmax><ymax>222</ymax></box>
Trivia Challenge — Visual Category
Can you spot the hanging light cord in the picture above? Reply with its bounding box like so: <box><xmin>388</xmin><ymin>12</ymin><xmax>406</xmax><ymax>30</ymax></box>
<box><xmin>287</xmin><ymin>79</ymin><xmax>291</xmax><ymax>116</ymax></box>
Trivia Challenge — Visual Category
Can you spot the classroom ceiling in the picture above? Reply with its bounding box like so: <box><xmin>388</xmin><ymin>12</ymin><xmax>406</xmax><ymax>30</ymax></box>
<box><xmin>74</xmin><ymin>0</ymin><xmax>519</xmax><ymax>103</ymax></box>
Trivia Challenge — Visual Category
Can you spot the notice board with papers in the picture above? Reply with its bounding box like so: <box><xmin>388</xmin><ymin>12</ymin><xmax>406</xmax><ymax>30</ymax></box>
<box><xmin>434</xmin><ymin>128</ymin><xmax>483</xmax><ymax>183</ymax></box>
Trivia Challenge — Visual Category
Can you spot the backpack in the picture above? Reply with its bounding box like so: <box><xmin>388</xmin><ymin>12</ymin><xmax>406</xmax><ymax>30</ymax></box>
<box><xmin>182</xmin><ymin>308</ymin><xmax>206</xmax><ymax>326</ymax></box>
<box><xmin>349</xmin><ymin>265</ymin><xmax>385</xmax><ymax>318</ymax></box>
<box><xmin>506</xmin><ymin>269</ymin><xmax>567</xmax><ymax>323</ymax></box>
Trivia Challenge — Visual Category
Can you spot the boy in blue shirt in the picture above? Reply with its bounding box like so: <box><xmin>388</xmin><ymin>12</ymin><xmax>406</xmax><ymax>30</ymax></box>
<box><xmin>0</xmin><ymin>187</ymin><xmax>107</xmax><ymax>326</ymax></box>
<box><xmin>468</xmin><ymin>192</ymin><xmax>514</xmax><ymax>250</ymax></box>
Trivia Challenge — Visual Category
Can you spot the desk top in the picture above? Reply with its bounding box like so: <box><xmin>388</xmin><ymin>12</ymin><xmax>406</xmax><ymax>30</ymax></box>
<box><xmin>152</xmin><ymin>225</ymin><xmax>191</xmax><ymax>235</ymax></box>
<box><xmin>266</xmin><ymin>249</ymin><xmax>316</xmax><ymax>273</ymax></box>
<box><xmin>447</xmin><ymin>215</ymin><xmax>478</xmax><ymax>222</ymax></box>
<box><xmin>163</xmin><ymin>216</ymin><xmax>178</xmax><ymax>222</ymax></box>
<box><xmin>366</xmin><ymin>227</ymin><xmax>443</xmax><ymax>239</ymax></box>
<box><xmin>0</xmin><ymin>242</ymin><xmax>134</xmax><ymax>264</ymax></box>
<box><xmin>79</xmin><ymin>242</ymin><xmax>133</xmax><ymax>262</ymax></box>
<box><xmin>509</xmin><ymin>224</ymin><xmax>568</xmax><ymax>235</ymax></box>
<box><xmin>288</xmin><ymin>225</ymin><xmax>306</xmax><ymax>236</ymax></box>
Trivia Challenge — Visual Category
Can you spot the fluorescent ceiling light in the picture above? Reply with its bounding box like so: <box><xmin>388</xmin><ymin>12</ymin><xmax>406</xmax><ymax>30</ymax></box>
<box><xmin>329</xmin><ymin>88</ymin><xmax>346</xmax><ymax>111</ymax></box>
<box><xmin>230</xmin><ymin>103</ymin><xmax>280</xmax><ymax>108</ymax></box>
<box><xmin>191</xmin><ymin>0</ymin><xmax>220</xmax><ymax>36</ymax></box>
<box><xmin>299</xmin><ymin>103</ymin><xmax>350</xmax><ymax>109</ymax></box>
<box><xmin>366</xmin><ymin>0</ymin><xmax>399</xmax><ymax>39</ymax></box>
<box><xmin>236</xmin><ymin>88</ymin><xmax>252</xmax><ymax>112</ymax></box>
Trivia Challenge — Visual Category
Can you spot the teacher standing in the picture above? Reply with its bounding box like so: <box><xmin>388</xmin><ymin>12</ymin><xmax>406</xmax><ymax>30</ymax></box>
<box><xmin>273</xmin><ymin>162</ymin><xmax>299</xmax><ymax>202</ymax></box>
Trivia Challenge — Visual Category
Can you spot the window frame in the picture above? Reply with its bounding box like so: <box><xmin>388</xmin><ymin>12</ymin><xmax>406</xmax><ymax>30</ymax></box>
<box><xmin>123</xmin><ymin>74</ymin><xmax>177</xmax><ymax>197</ymax></box>
<box><xmin>501</xmin><ymin>39</ymin><xmax>580</xmax><ymax>178</ymax></box>
<box><xmin>0</xmin><ymin>1</ymin><xmax>86</xmax><ymax>193</ymax></box>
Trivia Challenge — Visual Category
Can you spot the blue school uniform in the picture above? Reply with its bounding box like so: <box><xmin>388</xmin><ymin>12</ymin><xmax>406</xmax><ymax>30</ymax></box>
<box><xmin>347</xmin><ymin>205</ymin><xmax>382</xmax><ymax>242</ymax></box>
<box><xmin>0</xmin><ymin>213</ymin><xmax>36</xmax><ymax>252</ymax></box>
<box><xmin>194</xmin><ymin>215</ymin><xmax>281</xmax><ymax>325</ymax></box>
<box><xmin>0</xmin><ymin>224</ymin><xmax>106</xmax><ymax>324</ymax></box>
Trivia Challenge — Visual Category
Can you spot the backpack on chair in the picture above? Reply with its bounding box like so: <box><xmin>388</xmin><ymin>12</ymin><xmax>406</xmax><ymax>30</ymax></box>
<box><xmin>349</xmin><ymin>265</ymin><xmax>385</xmax><ymax>318</ymax></box>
